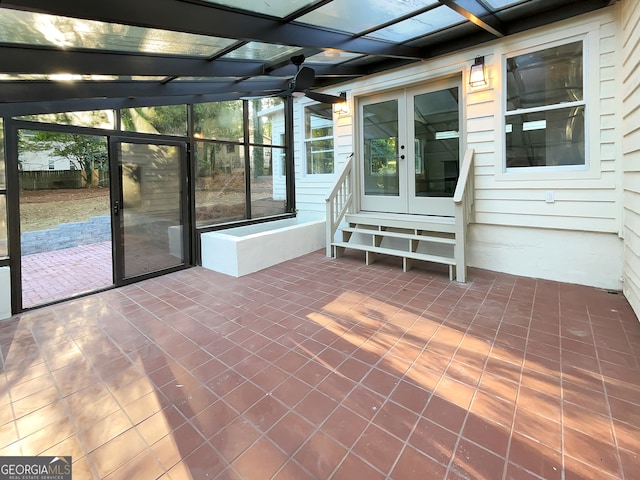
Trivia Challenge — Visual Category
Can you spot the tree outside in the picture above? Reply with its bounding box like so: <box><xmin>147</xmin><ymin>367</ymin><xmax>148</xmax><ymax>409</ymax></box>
<box><xmin>19</xmin><ymin>130</ymin><xmax>108</xmax><ymax>188</ymax></box>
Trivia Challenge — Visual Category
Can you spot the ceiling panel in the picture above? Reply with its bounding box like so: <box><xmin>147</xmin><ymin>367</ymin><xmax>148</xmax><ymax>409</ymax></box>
<box><xmin>0</xmin><ymin>0</ymin><xmax>615</xmax><ymax>109</ymax></box>
<box><xmin>220</xmin><ymin>42</ymin><xmax>304</xmax><ymax>62</ymax></box>
<box><xmin>483</xmin><ymin>0</ymin><xmax>529</xmax><ymax>11</ymax></box>
<box><xmin>199</xmin><ymin>0</ymin><xmax>318</xmax><ymax>19</ymax></box>
<box><xmin>365</xmin><ymin>5</ymin><xmax>466</xmax><ymax>42</ymax></box>
<box><xmin>296</xmin><ymin>0</ymin><xmax>439</xmax><ymax>35</ymax></box>
<box><xmin>305</xmin><ymin>50</ymin><xmax>364</xmax><ymax>64</ymax></box>
<box><xmin>0</xmin><ymin>8</ymin><xmax>237</xmax><ymax>56</ymax></box>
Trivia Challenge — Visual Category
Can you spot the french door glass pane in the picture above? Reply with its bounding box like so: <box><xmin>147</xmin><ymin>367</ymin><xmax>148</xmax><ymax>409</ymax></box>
<box><xmin>414</xmin><ymin>87</ymin><xmax>459</xmax><ymax>197</ymax></box>
<box><xmin>363</xmin><ymin>100</ymin><xmax>399</xmax><ymax>196</ymax></box>
<box><xmin>119</xmin><ymin>142</ymin><xmax>183</xmax><ymax>278</ymax></box>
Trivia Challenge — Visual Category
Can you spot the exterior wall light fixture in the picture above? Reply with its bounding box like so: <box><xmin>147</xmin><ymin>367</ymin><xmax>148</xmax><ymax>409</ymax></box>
<box><xmin>333</xmin><ymin>92</ymin><xmax>349</xmax><ymax>115</ymax></box>
<box><xmin>469</xmin><ymin>56</ymin><xmax>487</xmax><ymax>87</ymax></box>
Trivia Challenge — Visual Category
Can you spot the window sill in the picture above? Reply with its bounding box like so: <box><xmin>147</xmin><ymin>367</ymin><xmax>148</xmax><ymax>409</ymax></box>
<box><xmin>495</xmin><ymin>164</ymin><xmax>600</xmax><ymax>182</ymax></box>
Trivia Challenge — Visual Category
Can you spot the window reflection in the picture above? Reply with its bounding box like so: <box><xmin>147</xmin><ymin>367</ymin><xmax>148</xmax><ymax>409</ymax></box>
<box><xmin>506</xmin><ymin>41</ymin><xmax>583</xmax><ymax>111</ymax></box>
<box><xmin>15</xmin><ymin>110</ymin><xmax>115</xmax><ymax>129</ymax></box>
<box><xmin>505</xmin><ymin>41</ymin><xmax>585</xmax><ymax>169</ymax></box>
<box><xmin>363</xmin><ymin>99</ymin><xmax>399</xmax><ymax>196</ymax></box>
<box><xmin>194</xmin><ymin>101</ymin><xmax>243</xmax><ymax>141</ymax></box>
<box><xmin>304</xmin><ymin>103</ymin><xmax>334</xmax><ymax>174</ymax></box>
<box><xmin>121</xmin><ymin>105</ymin><xmax>188</xmax><ymax>136</ymax></box>
<box><xmin>250</xmin><ymin>146</ymin><xmax>286</xmax><ymax>219</ymax></box>
<box><xmin>248</xmin><ymin>98</ymin><xmax>285</xmax><ymax>146</ymax></box>
<box><xmin>506</xmin><ymin>107</ymin><xmax>585</xmax><ymax>167</ymax></box>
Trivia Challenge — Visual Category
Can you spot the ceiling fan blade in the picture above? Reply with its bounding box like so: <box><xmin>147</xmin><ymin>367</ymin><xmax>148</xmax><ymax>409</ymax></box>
<box><xmin>305</xmin><ymin>91</ymin><xmax>346</xmax><ymax>104</ymax></box>
<box><xmin>239</xmin><ymin>93</ymin><xmax>279</xmax><ymax>100</ymax></box>
<box><xmin>240</xmin><ymin>87</ymin><xmax>294</xmax><ymax>100</ymax></box>
<box><xmin>293</xmin><ymin>66</ymin><xmax>315</xmax><ymax>91</ymax></box>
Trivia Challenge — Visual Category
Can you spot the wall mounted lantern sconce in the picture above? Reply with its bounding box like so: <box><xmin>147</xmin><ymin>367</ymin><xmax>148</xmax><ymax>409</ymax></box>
<box><xmin>469</xmin><ymin>56</ymin><xmax>487</xmax><ymax>87</ymax></box>
<box><xmin>333</xmin><ymin>92</ymin><xmax>349</xmax><ymax>115</ymax></box>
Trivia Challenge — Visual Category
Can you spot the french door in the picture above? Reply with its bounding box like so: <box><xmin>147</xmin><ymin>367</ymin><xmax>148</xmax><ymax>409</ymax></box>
<box><xmin>360</xmin><ymin>79</ymin><xmax>461</xmax><ymax>216</ymax></box>
<box><xmin>110</xmin><ymin>137</ymin><xmax>189</xmax><ymax>284</ymax></box>
<box><xmin>10</xmin><ymin>122</ymin><xmax>191</xmax><ymax>312</ymax></box>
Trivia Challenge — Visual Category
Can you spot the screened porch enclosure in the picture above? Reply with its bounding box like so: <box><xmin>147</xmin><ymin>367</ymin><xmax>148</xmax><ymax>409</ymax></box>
<box><xmin>0</xmin><ymin>1</ymin><xmax>639</xmax><ymax>480</ymax></box>
<box><xmin>0</xmin><ymin>0</ymin><xmax>614</xmax><ymax>313</ymax></box>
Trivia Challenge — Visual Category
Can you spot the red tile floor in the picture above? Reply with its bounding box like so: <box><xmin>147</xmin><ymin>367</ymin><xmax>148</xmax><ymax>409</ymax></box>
<box><xmin>1</xmin><ymin>250</ymin><xmax>639</xmax><ymax>479</ymax></box>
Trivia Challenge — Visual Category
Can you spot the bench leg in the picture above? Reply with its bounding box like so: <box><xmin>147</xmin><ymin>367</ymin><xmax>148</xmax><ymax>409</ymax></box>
<box><xmin>366</xmin><ymin>251</ymin><xmax>376</xmax><ymax>265</ymax></box>
<box><xmin>403</xmin><ymin>257</ymin><xmax>412</xmax><ymax>272</ymax></box>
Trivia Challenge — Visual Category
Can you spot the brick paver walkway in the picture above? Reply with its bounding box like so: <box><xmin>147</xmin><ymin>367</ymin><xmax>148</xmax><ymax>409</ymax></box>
<box><xmin>21</xmin><ymin>241</ymin><xmax>113</xmax><ymax>308</ymax></box>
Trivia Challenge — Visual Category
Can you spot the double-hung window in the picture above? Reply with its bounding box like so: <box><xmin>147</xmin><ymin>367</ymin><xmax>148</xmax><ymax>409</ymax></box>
<box><xmin>505</xmin><ymin>40</ymin><xmax>585</xmax><ymax>170</ymax></box>
<box><xmin>304</xmin><ymin>103</ymin><xmax>334</xmax><ymax>174</ymax></box>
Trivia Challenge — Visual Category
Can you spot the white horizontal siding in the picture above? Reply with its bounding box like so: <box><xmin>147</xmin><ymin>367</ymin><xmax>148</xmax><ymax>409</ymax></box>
<box><xmin>293</xmin><ymin>98</ymin><xmax>353</xmax><ymax>215</ymax></box>
<box><xmin>622</xmin><ymin>0</ymin><xmax>640</xmax><ymax>317</ymax></box>
<box><xmin>469</xmin><ymin>10</ymin><xmax>621</xmax><ymax>233</ymax></box>
<box><xmin>476</xmin><ymin>188</ymin><xmax>618</xmax><ymax>202</ymax></box>
<box><xmin>475</xmin><ymin>199</ymin><xmax>616</xmax><ymax>221</ymax></box>
<box><xmin>473</xmin><ymin>212</ymin><xmax>618</xmax><ymax>233</ymax></box>
<box><xmin>623</xmin><ymin>147</ymin><xmax>640</xmax><ymax>171</ymax></box>
<box><xmin>475</xmin><ymin>171</ymin><xmax>617</xmax><ymax>190</ymax></box>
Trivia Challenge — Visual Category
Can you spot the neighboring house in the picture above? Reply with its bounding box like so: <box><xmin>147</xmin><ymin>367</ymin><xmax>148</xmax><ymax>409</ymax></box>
<box><xmin>291</xmin><ymin>4</ymin><xmax>639</xmax><ymax>317</ymax></box>
<box><xmin>18</xmin><ymin>149</ymin><xmax>72</xmax><ymax>171</ymax></box>
<box><xmin>257</xmin><ymin>102</ymin><xmax>287</xmax><ymax>202</ymax></box>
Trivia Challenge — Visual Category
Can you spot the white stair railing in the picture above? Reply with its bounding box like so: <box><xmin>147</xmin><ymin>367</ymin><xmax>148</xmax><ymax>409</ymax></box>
<box><xmin>452</xmin><ymin>148</ymin><xmax>475</xmax><ymax>282</ymax></box>
<box><xmin>325</xmin><ymin>153</ymin><xmax>354</xmax><ymax>257</ymax></box>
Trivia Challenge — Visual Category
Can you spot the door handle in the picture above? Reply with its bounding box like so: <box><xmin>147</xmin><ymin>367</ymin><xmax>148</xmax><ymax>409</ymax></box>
<box><xmin>113</xmin><ymin>200</ymin><xmax>120</xmax><ymax>216</ymax></box>
<box><xmin>400</xmin><ymin>155</ymin><xmax>405</xmax><ymax>160</ymax></box>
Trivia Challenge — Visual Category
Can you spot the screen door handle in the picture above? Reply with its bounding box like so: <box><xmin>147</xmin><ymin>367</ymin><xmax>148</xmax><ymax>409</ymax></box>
<box><xmin>113</xmin><ymin>200</ymin><xmax>120</xmax><ymax>216</ymax></box>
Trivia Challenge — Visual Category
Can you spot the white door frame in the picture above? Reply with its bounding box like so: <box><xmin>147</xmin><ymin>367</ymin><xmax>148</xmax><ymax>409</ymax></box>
<box><xmin>357</xmin><ymin>77</ymin><xmax>462</xmax><ymax>217</ymax></box>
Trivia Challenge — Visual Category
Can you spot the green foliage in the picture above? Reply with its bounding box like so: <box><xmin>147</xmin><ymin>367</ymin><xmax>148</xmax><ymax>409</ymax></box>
<box><xmin>369</xmin><ymin>137</ymin><xmax>397</xmax><ymax>175</ymax></box>
<box><xmin>194</xmin><ymin>101</ymin><xmax>243</xmax><ymax>140</ymax></box>
<box><xmin>121</xmin><ymin>105</ymin><xmax>187</xmax><ymax>135</ymax></box>
<box><xmin>16</xmin><ymin>110</ymin><xmax>114</xmax><ymax>129</ymax></box>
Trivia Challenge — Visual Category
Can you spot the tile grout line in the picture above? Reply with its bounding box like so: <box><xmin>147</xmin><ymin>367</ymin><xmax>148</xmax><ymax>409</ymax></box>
<box><xmin>379</xmin><ymin>276</ymin><xmax>502</xmax><ymax>479</ymax></box>
<box><xmin>585</xmin><ymin>302</ymin><xmax>625</xmax><ymax>480</ymax></box>
<box><xmin>446</xmin><ymin>276</ymin><xmax>517</xmax><ymax>480</ymax></box>
<box><xmin>314</xmin><ymin>273</ymin><xmax>458</xmax><ymax>479</ymax></box>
